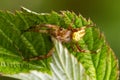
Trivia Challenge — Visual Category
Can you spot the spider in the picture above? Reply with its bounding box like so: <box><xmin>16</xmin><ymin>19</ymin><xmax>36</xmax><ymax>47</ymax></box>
<box><xmin>21</xmin><ymin>24</ymin><xmax>91</xmax><ymax>61</ymax></box>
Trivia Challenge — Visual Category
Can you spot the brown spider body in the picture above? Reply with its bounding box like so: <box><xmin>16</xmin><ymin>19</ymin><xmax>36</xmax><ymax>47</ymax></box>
<box><xmin>22</xmin><ymin>24</ymin><xmax>87</xmax><ymax>61</ymax></box>
<box><xmin>25</xmin><ymin>24</ymin><xmax>86</xmax><ymax>43</ymax></box>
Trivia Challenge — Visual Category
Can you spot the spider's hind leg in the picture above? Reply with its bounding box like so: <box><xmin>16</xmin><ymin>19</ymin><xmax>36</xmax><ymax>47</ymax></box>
<box><xmin>23</xmin><ymin>47</ymin><xmax>54</xmax><ymax>61</ymax></box>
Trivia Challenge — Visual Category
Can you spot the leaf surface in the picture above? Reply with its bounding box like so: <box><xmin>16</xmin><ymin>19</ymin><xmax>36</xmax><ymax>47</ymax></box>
<box><xmin>0</xmin><ymin>7</ymin><xmax>119</xmax><ymax>80</ymax></box>
<box><xmin>8</xmin><ymin>39</ymin><xmax>90</xmax><ymax>80</ymax></box>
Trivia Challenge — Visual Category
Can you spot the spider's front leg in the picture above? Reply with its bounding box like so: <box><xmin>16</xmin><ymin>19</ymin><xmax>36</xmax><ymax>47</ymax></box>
<box><xmin>21</xmin><ymin>24</ymin><xmax>59</xmax><ymax>34</ymax></box>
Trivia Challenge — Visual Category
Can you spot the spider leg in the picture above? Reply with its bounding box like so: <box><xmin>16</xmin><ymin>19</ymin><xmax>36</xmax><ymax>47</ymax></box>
<box><xmin>23</xmin><ymin>47</ymin><xmax>54</xmax><ymax>61</ymax></box>
<box><xmin>21</xmin><ymin>24</ymin><xmax>60</xmax><ymax>35</ymax></box>
<box><xmin>75</xmin><ymin>43</ymin><xmax>86</xmax><ymax>52</ymax></box>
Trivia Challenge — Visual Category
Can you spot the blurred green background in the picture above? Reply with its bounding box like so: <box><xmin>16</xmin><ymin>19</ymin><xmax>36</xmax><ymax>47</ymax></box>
<box><xmin>0</xmin><ymin>0</ymin><xmax>119</xmax><ymax>67</ymax></box>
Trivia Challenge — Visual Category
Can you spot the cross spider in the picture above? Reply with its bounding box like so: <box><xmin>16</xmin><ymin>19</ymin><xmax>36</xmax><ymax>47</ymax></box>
<box><xmin>21</xmin><ymin>24</ymin><xmax>91</xmax><ymax>61</ymax></box>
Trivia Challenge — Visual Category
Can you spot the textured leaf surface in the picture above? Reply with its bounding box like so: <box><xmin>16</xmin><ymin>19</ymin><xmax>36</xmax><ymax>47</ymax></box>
<box><xmin>0</xmin><ymin>9</ymin><xmax>54</xmax><ymax>74</ymax></box>
<box><xmin>61</xmin><ymin>12</ymin><xmax>119</xmax><ymax>80</ymax></box>
<box><xmin>0</xmin><ymin>7</ymin><xmax>119</xmax><ymax>80</ymax></box>
<box><xmin>9</xmin><ymin>71</ymin><xmax>52</xmax><ymax>80</ymax></box>
<box><xmin>8</xmin><ymin>39</ymin><xmax>90</xmax><ymax>80</ymax></box>
<box><xmin>50</xmin><ymin>39</ymin><xmax>90</xmax><ymax>80</ymax></box>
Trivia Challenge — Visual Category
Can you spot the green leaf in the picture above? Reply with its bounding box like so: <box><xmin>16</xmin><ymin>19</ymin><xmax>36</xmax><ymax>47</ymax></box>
<box><xmin>60</xmin><ymin>11</ymin><xmax>119</xmax><ymax>80</ymax></box>
<box><xmin>8</xmin><ymin>39</ymin><xmax>90</xmax><ymax>80</ymax></box>
<box><xmin>0</xmin><ymin>7</ymin><xmax>119</xmax><ymax>80</ymax></box>
<box><xmin>0</xmin><ymin>9</ymin><xmax>54</xmax><ymax>74</ymax></box>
